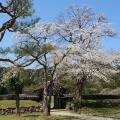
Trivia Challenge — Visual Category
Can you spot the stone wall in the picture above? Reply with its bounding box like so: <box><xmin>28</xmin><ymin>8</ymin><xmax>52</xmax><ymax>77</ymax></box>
<box><xmin>0</xmin><ymin>106</ymin><xmax>43</xmax><ymax>115</ymax></box>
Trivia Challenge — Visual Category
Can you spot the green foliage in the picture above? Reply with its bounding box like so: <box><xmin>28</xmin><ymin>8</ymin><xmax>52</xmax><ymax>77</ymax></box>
<box><xmin>1</xmin><ymin>66</ymin><xmax>119</xmax><ymax>95</ymax></box>
<box><xmin>43</xmin><ymin>42</ymin><xmax>57</xmax><ymax>52</ymax></box>
<box><xmin>111</xmin><ymin>72</ymin><xmax>120</xmax><ymax>88</ymax></box>
<box><xmin>3</xmin><ymin>76</ymin><xmax>23</xmax><ymax>94</ymax></box>
<box><xmin>5</xmin><ymin>0</ymin><xmax>35</xmax><ymax>18</ymax></box>
<box><xmin>11</xmin><ymin>76</ymin><xmax>23</xmax><ymax>93</ymax></box>
<box><xmin>101</xmin><ymin>81</ymin><xmax>114</xmax><ymax>89</ymax></box>
<box><xmin>100</xmin><ymin>76</ymin><xmax>120</xmax><ymax>89</ymax></box>
<box><xmin>83</xmin><ymin>80</ymin><xmax>101</xmax><ymax>95</ymax></box>
<box><xmin>14</xmin><ymin>44</ymin><xmax>44</xmax><ymax>56</ymax></box>
<box><xmin>0</xmin><ymin>47</ymin><xmax>11</xmax><ymax>55</ymax></box>
<box><xmin>2</xmin><ymin>0</ymin><xmax>40</xmax><ymax>33</ymax></box>
<box><xmin>82</xmin><ymin>69</ymin><xmax>120</xmax><ymax>94</ymax></box>
<box><xmin>57</xmin><ymin>73</ymin><xmax>75</xmax><ymax>93</ymax></box>
<box><xmin>19</xmin><ymin>69</ymin><xmax>34</xmax><ymax>86</ymax></box>
<box><xmin>0</xmin><ymin>94</ymin><xmax>15</xmax><ymax>100</ymax></box>
<box><xmin>0</xmin><ymin>67</ymin><xmax>43</xmax><ymax>94</ymax></box>
<box><xmin>13</xmin><ymin>42</ymin><xmax>57</xmax><ymax>58</ymax></box>
<box><xmin>0</xmin><ymin>86</ymin><xmax>9</xmax><ymax>94</ymax></box>
<box><xmin>23</xmin><ymin>85</ymin><xmax>37</xmax><ymax>93</ymax></box>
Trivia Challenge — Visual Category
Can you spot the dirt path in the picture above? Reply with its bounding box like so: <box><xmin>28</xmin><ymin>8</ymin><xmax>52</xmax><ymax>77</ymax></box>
<box><xmin>51</xmin><ymin>109</ymin><xmax>120</xmax><ymax>120</ymax></box>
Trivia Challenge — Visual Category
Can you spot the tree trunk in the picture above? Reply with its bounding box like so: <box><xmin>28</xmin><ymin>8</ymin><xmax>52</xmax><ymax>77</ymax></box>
<box><xmin>48</xmin><ymin>78</ymin><xmax>53</xmax><ymax>114</ymax></box>
<box><xmin>48</xmin><ymin>94</ymin><xmax>51</xmax><ymax>114</ymax></box>
<box><xmin>74</xmin><ymin>76</ymin><xmax>86</xmax><ymax>113</ymax></box>
<box><xmin>43</xmin><ymin>80</ymin><xmax>50</xmax><ymax>116</ymax></box>
<box><xmin>74</xmin><ymin>81</ymin><xmax>82</xmax><ymax>113</ymax></box>
<box><xmin>15</xmin><ymin>92</ymin><xmax>20</xmax><ymax>115</ymax></box>
<box><xmin>43</xmin><ymin>66</ymin><xmax>51</xmax><ymax>116</ymax></box>
<box><xmin>42</xmin><ymin>64</ymin><xmax>55</xmax><ymax>116</ymax></box>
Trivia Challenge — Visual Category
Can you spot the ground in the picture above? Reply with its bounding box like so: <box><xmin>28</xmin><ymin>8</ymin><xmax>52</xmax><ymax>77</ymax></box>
<box><xmin>51</xmin><ymin>109</ymin><xmax>120</xmax><ymax>120</ymax></box>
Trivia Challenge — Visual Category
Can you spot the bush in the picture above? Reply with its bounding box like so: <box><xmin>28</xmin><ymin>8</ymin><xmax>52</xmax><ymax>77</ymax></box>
<box><xmin>0</xmin><ymin>94</ymin><xmax>15</xmax><ymax>100</ymax></box>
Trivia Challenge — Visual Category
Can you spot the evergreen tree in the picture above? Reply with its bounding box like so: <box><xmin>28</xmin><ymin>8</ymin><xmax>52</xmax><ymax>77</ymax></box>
<box><xmin>0</xmin><ymin>0</ymin><xmax>39</xmax><ymax>41</ymax></box>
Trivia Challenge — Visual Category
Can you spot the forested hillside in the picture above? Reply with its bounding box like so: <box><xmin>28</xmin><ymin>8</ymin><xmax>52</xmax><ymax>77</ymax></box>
<box><xmin>0</xmin><ymin>67</ymin><xmax>43</xmax><ymax>94</ymax></box>
<box><xmin>0</xmin><ymin>67</ymin><xmax>120</xmax><ymax>95</ymax></box>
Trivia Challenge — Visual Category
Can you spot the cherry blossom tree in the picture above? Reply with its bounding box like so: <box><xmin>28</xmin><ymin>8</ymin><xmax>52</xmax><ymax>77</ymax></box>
<box><xmin>55</xmin><ymin>4</ymin><xmax>120</xmax><ymax>112</ymax></box>
<box><xmin>58</xmin><ymin>48</ymin><xmax>120</xmax><ymax>112</ymax></box>
<box><xmin>0</xmin><ymin>4</ymin><xmax>120</xmax><ymax>115</ymax></box>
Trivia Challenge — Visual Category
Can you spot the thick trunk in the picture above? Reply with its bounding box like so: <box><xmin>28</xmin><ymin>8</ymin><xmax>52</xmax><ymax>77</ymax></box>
<box><xmin>15</xmin><ymin>92</ymin><xmax>20</xmax><ymax>115</ymax></box>
<box><xmin>74</xmin><ymin>76</ymin><xmax>86</xmax><ymax>113</ymax></box>
<box><xmin>74</xmin><ymin>82</ymin><xmax>82</xmax><ymax>113</ymax></box>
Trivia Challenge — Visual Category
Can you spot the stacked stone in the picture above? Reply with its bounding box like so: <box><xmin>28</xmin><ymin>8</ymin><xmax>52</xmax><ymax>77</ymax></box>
<box><xmin>0</xmin><ymin>106</ymin><xmax>43</xmax><ymax>115</ymax></box>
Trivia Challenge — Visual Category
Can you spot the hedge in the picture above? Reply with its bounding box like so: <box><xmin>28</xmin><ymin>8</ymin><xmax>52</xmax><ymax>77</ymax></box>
<box><xmin>0</xmin><ymin>94</ymin><xmax>15</xmax><ymax>100</ymax></box>
<box><xmin>82</xmin><ymin>95</ymin><xmax>120</xmax><ymax>99</ymax></box>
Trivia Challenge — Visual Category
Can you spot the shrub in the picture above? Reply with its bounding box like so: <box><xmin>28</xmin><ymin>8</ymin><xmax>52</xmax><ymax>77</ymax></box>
<box><xmin>0</xmin><ymin>94</ymin><xmax>15</xmax><ymax>100</ymax></box>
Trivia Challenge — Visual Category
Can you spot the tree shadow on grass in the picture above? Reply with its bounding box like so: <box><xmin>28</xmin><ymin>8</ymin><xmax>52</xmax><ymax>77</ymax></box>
<box><xmin>23</xmin><ymin>114</ymin><xmax>40</xmax><ymax>118</ymax></box>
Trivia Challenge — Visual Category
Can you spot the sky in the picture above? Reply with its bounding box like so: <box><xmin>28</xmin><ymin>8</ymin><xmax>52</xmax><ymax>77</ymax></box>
<box><xmin>0</xmin><ymin>0</ymin><xmax>120</xmax><ymax>51</ymax></box>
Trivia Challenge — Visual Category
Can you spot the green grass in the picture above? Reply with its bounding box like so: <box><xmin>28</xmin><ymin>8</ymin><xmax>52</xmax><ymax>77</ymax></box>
<box><xmin>0</xmin><ymin>113</ymin><xmax>74</xmax><ymax>120</ymax></box>
<box><xmin>0</xmin><ymin>100</ymin><xmax>75</xmax><ymax>120</ymax></box>
<box><xmin>82</xmin><ymin>106</ymin><xmax>120</xmax><ymax>113</ymax></box>
<box><xmin>0</xmin><ymin>100</ymin><xmax>39</xmax><ymax>108</ymax></box>
<box><xmin>0</xmin><ymin>99</ymin><xmax>120</xmax><ymax>119</ymax></box>
<box><xmin>0</xmin><ymin>113</ymin><xmax>40</xmax><ymax>120</ymax></box>
<box><xmin>83</xmin><ymin>99</ymin><xmax>120</xmax><ymax>103</ymax></box>
<box><xmin>81</xmin><ymin>99</ymin><xmax>120</xmax><ymax>118</ymax></box>
<box><xmin>81</xmin><ymin>107</ymin><xmax>120</xmax><ymax>118</ymax></box>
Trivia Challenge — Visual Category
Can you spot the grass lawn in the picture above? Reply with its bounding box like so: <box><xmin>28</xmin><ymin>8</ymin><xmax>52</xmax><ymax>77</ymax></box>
<box><xmin>0</xmin><ymin>100</ymin><xmax>39</xmax><ymax>108</ymax></box>
<box><xmin>81</xmin><ymin>99</ymin><xmax>120</xmax><ymax>118</ymax></box>
<box><xmin>0</xmin><ymin>99</ymin><xmax>119</xmax><ymax>119</ymax></box>
<box><xmin>0</xmin><ymin>100</ymin><xmax>75</xmax><ymax>120</ymax></box>
<box><xmin>0</xmin><ymin>113</ymin><xmax>74</xmax><ymax>120</ymax></box>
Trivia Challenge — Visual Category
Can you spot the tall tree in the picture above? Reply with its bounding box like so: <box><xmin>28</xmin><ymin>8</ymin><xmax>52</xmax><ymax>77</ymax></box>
<box><xmin>58</xmin><ymin>49</ymin><xmax>119</xmax><ymax>112</ymax></box>
<box><xmin>1</xmin><ymin>66</ymin><xmax>23</xmax><ymax>115</ymax></box>
<box><xmin>10</xmin><ymin>21</ymin><xmax>68</xmax><ymax>115</ymax></box>
<box><xmin>55</xmin><ymin>4</ymin><xmax>120</xmax><ymax>112</ymax></box>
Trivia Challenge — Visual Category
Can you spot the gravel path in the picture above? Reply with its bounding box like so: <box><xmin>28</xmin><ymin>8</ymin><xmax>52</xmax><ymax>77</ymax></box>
<box><xmin>51</xmin><ymin>109</ymin><xmax>120</xmax><ymax>120</ymax></box>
